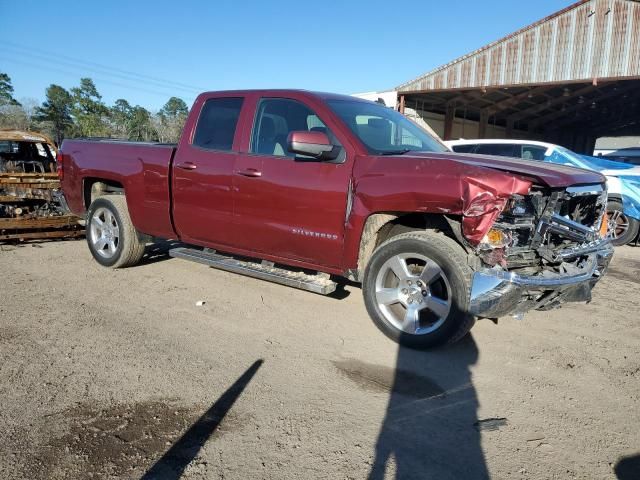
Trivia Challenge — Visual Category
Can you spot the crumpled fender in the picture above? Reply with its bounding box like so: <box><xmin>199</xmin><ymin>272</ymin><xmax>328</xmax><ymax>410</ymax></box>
<box><xmin>461</xmin><ymin>175</ymin><xmax>531</xmax><ymax>245</ymax></box>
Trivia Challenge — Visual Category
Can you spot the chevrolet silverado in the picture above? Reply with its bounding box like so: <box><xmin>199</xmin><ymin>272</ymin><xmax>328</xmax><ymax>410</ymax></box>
<box><xmin>60</xmin><ymin>90</ymin><xmax>613</xmax><ymax>348</ymax></box>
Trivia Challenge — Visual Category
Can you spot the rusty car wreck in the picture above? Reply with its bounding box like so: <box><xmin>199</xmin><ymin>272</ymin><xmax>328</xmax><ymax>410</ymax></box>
<box><xmin>0</xmin><ymin>130</ymin><xmax>83</xmax><ymax>241</ymax></box>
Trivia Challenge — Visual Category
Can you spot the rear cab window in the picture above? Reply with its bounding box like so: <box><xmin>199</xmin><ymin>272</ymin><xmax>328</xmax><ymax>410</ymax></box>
<box><xmin>450</xmin><ymin>144</ymin><xmax>476</xmax><ymax>153</ymax></box>
<box><xmin>193</xmin><ymin>97</ymin><xmax>244</xmax><ymax>151</ymax></box>
<box><xmin>474</xmin><ymin>144</ymin><xmax>517</xmax><ymax>157</ymax></box>
<box><xmin>519</xmin><ymin>145</ymin><xmax>547</xmax><ymax>161</ymax></box>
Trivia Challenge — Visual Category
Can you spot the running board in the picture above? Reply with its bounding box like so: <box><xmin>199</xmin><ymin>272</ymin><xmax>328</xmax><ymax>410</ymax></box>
<box><xmin>169</xmin><ymin>247</ymin><xmax>337</xmax><ymax>295</ymax></box>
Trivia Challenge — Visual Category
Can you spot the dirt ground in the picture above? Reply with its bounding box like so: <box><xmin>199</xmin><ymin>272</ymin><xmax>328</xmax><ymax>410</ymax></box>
<box><xmin>0</xmin><ymin>239</ymin><xmax>639</xmax><ymax>480</ymax></box>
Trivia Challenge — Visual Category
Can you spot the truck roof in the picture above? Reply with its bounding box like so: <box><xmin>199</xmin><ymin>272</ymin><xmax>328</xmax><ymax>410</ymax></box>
<box><xmin>197</xmin><ymin>89</ymin><xmax>370</xmax><ymax>103</ymax></box>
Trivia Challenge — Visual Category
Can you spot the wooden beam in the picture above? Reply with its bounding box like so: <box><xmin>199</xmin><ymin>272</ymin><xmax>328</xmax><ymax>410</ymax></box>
<box><xmin>506</xmin><ymin>118</ymin><xmax>515</xmax><ymax>138</ymax></box>
<box><xmin>478</xmin><ymin>110</ymin><xmax>489</xmax><ymax>138</ymax></box>
<box><xmin>443</xmin><ymin>103</ymin><xmax>455</xmax><ymax>140</ymax></box>
<box><xmin>0</xmin><ymin>230</ymin><xmax>85</xmax><ymax>241</ymax></box>
<box><xmin>0</xmin><ymin>181</ymin><xmax>60</xmax><ymax>188</ymax></box>
<box><xmin>0</xmin><ymin>173</ymin><xmax>58</xmax><ymax>179</ymax></box>
<box><xmin>531</xmin><ymin>83</ymin><xmax>638</xmax><ymax>129</ymax></box>
<box><xmin>0</xmin><ymin>215</ymin><xmax>81</xmax><ymax>230</ymax></box>
<box><xmin>486</xmin><ymin>86</ymin><xmax>554</xmax><ymax>115</ymax></box>
<box><xmin>0</xmin><ymin>195</ymin><xmax>29</xmax><ymax>202</ymax></box>
<box><xmin>508</xmin><ymin>84</ymin><xmax>600</xmax><ymax>122</ymax></box>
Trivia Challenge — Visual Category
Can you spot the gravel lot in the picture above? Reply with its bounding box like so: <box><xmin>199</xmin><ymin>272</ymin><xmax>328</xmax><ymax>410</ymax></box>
<box><xmin>1</xmin><ymin>240</ymin><xmax>639</xmax><ymax>480</ymax></box>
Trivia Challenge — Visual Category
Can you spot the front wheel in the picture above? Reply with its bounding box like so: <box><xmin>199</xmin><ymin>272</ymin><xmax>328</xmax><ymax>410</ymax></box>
<box><xmin>607</xmin><ymin>199</ymin><xmax>640</xmax><ymax>246</ymax></box>
<box><xmin>86</xmin><ymin>195</ymin><xmax>146</xmax><ymax>268</ymax></box>
<box><xmin>363</xmin><ymin>231</ymin><xmax>476</xmax><ymax>349</ymax></box>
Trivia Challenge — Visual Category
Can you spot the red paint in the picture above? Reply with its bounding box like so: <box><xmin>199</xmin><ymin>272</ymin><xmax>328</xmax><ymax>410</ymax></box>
<box><xmin>287</xmin><ymin>130</ymin><xmax>331</xmax><ymax>145</ymax></box>
<box><xmin>60</xmin><ymin>90</ymin><xmax>605</xmax><ymax>276</ymax></box>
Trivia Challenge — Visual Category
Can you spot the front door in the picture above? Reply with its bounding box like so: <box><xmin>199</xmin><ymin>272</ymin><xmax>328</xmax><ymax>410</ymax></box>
<box><xmin>233</xmin><ymin>97</ymin><xmax>351</xmax><ymax>268</ymax></box>
<box><xmin>172</xmin><ymin>96</ymin><xmax>244</xmax><ymax>246</ymax></box>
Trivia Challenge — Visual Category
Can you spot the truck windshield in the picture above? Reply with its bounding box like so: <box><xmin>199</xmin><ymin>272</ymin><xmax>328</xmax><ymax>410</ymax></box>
<box><xmin>327</xmin><ymin>100</ymin><xmax>447</xmax><ymax>155</ymax></box>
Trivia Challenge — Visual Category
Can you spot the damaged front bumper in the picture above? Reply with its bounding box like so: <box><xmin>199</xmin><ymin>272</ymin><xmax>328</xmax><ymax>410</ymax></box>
<box><xmin>469</xmin><ymin>239</ymin><xmax>614</xmax><ymax>318</ymax></box>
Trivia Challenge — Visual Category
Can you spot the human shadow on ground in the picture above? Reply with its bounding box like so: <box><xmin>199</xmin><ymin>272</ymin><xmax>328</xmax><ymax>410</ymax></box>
<box><xmin>141</xmin><ymin>359</ymin><xmax>263</xmax><ymax>480</ymax></box>
<box><xmin>615</xmin><ymin>453</ymin><xmax>640</xmax><ymax>479</ymax></box>
<box><xmin>368</xmin><ymin>335</ymin><xmax>490</xmax><ymax>480</ymax></box>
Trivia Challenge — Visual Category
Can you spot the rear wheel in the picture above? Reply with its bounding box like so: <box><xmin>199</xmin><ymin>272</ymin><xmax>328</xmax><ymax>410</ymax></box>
<box><xmin>363</xmin><ymin>231</ymin><xmax>475</xmax><ymax>349</ymax></box>
<box><xmin>607</xmin><ymin>199</ymin><xmax>640</xmax><ymax>246</ymax></box>
<box><xmin>86</xmin><ymin>195</ymin><xmax>146</xmax><ymax>268</ymax></box>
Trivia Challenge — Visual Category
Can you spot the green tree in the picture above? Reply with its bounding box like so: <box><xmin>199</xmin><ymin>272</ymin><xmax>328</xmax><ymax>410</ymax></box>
<box><xmin>34</xmin><ymin>85</ymin><xmax>74</xmax><ymax>145</ymax></box>
<box><xmin>159</xmin><ymin>97</ymin><xmax>188</xmax><ymax>118</ymax></box>
<box><xmin>155</xmin><ymin>97</ymin><xmax>189</xmax><ymax>142</ymax></box>
<box><xmin>70</xmin><ymin>78</ymin><xmax>110</xmax><ymax>137</ymax></box>
<box><xmin>128</xmin><ymin>106</ymin><xmax>155</xmax><ymax>141</ymax></box>
<box><xmin>110</xmin><ymin>98</ymin><xmax>133</xmax><ymax>138</ymax></box>
<box><xmin>0</xmin><ymin>72</ymin><xmax>20</xmax><ymax>106</ymax></box>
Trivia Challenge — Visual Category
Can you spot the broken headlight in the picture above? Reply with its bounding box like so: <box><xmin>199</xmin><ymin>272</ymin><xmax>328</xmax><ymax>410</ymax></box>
<box><xmin>501</xmin><ymin>194</ymin><xmax>534</xmax><ymax>217</ymax></box>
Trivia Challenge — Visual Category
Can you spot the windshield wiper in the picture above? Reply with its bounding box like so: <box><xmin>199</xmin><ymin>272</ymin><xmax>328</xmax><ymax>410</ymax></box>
<box><xmin>379</xmin><ymin>148</ymin><xmax>412</xmax><ymax>155</ymax></box>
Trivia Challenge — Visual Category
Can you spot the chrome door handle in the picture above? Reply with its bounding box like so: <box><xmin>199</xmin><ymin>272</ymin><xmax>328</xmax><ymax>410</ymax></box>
<box><xmin>237</xmin><ymin>168</ymin><xmax>262</xmax><ymax>177</ymax></box>
<box><xmin>176</xmin><ymin>162</ymin><xmax>197</xmax><ymax>170</ymax></box>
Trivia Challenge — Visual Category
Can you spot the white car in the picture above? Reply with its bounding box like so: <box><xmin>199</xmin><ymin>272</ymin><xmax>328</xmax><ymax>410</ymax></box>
<box><xmin>445</xmin><ymin>139</ymin><xmax>640</xmax><ymax>246</ymax></box>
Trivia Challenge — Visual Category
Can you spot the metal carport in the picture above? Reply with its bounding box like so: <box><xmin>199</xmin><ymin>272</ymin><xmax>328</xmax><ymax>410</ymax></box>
<box><xmin>397</xmin><ymin>0</ymin><xmax>640</xmax><ymax>153</ymax></box>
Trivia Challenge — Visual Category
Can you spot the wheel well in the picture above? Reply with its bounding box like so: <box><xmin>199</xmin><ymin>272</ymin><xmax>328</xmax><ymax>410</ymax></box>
<box><xmin>84</xmin><ymin>178</ymin><xmax>124</xmax><ymax>209</ymax></box>
<box><xmin>356</xmin><ymin>213</ymin><xmax>457</xmax><ymax>280</ymax></box>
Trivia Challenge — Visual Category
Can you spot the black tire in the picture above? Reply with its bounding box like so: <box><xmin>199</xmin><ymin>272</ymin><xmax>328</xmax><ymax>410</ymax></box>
<box><xmin>86</xmin><ymin>195</ymin><xmax>146</xmax><ymax>268</ymax></box>
<box><xmin>363</xmin><ymin>231</ymin><xmax>476</xmax><ymax>349</ymax></box>
<box><xmin>607</xmin><ymin>199</ymin><xmax>640</xmax><ymax>247</ymax></box>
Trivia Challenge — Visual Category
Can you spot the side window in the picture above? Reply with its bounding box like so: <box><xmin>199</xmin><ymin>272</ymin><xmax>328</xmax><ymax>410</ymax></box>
<box><xmin>251</xmin><ymin>98</ymin><xmax>336</xmax><ymax>158</ymax></box>
<box><xmin>520</xmin><ymin>145</ymin><xmax>546</xmax><ymax>161</ymax></box>
<box><xmin>450</xmin><ymin>144</ymin><xmax>476</xmax><ymax>153</ymax></box>
<box><xmin>193</xmin><ymin>97</ymin><xmax>244</xmax><ymax>151</ymax></box>
<box><xmin>474</xmin><ymin>144</ymin><xmax>516</xmax><ymax>157</ymax></box>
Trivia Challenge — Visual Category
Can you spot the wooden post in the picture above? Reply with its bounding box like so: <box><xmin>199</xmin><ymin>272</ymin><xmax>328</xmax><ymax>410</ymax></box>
<box><xmin>506</xmin><ymin>117</ymin><xmax>515</xmax><ymax>138</ymax></box>
<box><xmin>478</xmin><ymin>110</ymin><xmax>489</xmax><ymax>138</ymax></box>
<box><xmin>399</xmin><ymin>95</ymin><xmax>405</xmax><ymax>114</ymax></box>
<box><xmin>443</xmin><ymin>103</ymin><xmax>455</xmax><ymax>140</ymax></box>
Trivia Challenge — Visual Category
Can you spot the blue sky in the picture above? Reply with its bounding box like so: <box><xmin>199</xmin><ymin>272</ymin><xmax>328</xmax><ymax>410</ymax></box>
<box><xmin>1</xmin><ymin>0</ymin><xmax>571</xmax><ymax>111</ymax></box>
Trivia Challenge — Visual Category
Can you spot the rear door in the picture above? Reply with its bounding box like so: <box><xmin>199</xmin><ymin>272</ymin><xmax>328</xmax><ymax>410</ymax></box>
<box><xmin>172</xmin><ymin>96</ymin><xmax>245</xmax><ymax>246</ymax></box>
<box><xmin>232</xmin><ymin>96</ymin><xmax>352</xmax><ymax>268</ymax></box>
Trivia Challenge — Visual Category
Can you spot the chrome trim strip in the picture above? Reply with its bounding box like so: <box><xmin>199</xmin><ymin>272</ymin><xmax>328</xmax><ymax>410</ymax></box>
<box><xmin>566</xmin><ymin>184</ymin><xmax>604</xmax><ymax>196</ymax></box>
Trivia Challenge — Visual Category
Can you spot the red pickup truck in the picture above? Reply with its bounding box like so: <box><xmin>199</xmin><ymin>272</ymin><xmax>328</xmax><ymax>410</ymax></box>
<box><xmin>60</xmin><ymin>90</ymin><xmax>613</xmax><ymax>348</ymax></box>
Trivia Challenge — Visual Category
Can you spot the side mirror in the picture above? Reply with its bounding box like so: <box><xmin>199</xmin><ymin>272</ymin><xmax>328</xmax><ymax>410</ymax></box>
<box><xmin>287</xmin><ymin>131</ymin><xmax>340</xmax><ymax>161</ymax></box>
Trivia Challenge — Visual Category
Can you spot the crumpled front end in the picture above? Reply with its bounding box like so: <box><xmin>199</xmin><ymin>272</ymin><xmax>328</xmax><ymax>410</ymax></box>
<box><xmin>464</xmin><ymin>182</ymin><xmax>613</xmax><ymax>319</ymax></box>
<box><xmin>469</xmin><ymin>242</ymin><xmax>613</xmax><ymax>318</ymax></box>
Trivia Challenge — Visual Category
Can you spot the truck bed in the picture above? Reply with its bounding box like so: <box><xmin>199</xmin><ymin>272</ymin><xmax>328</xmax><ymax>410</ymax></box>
<box><xmin>61</xmin><ymin>139</ymin><xmax>177</xmax><ymax>239</ymax></box>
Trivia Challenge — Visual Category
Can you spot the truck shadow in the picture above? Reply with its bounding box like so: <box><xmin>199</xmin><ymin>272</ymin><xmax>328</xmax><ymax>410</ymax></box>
<box><xmin>139</xmin><ymin>240</ymin><xmax>184</xmax><ymax>266</ymax></box>
<box><xmin>141</xmin><ymin>359</ymin><xmax>263</xmax><ymax>480</ymax></box>
<box><xmin>368</xmin><ymin>335</ymin><xmax>489</xmax><ymax>480</ymax></box>
<box><xmin>615</xmin><ymin>453</ymin><xmax>640</xmax><ymax>480</ymax></box>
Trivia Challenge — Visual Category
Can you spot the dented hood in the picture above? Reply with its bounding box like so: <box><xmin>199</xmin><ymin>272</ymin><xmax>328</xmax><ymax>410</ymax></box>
<box><xmin>411</xmin><ymin>152</ymin><xmax>606</xmax><ymax>188</ymax></box>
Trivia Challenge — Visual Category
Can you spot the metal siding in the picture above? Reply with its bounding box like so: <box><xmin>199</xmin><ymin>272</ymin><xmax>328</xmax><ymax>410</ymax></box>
<box><xmin>611</xmin><ymin>1</ymin><xmax>630</xmax><ymax>76</ymax></box>
<box><xmin>629</xmin><ymin>4</ymin><xmax>640</xmax><ymax>75</ymax></box>
<box><xmin>505</xmin><ymin>37</ymin><xmax>519</xmax><ymax>84</ymax></box>
<box><xmin>571</xmin><ymin>4</ymin><xmax>591</xmax><ymax>80</ymax></box>
<box><xmin>398</xmin><ymin>0</ymin><xmax>640</xmax><ymax>92</ymax></box>
<box><xmin>520</xmin><ymin>30</ymin><xmax>536</xmax><ymax>83</ymax></box>
<box><xmin>489</xmin><ymin>45</ymin><xmax>503</xmax><ymax>85</ymax></box>
<box><xmin>554</xmin><ymin>13</ymin><xmax>572</xmax><ymax>79</ymax></box>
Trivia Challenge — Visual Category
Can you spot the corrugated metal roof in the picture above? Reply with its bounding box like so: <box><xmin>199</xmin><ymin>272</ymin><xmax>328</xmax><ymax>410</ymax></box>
<box><xmin>398</xmin><ymin>0</ymin><xmax>640</xmax><ymax>93</ymax></box>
